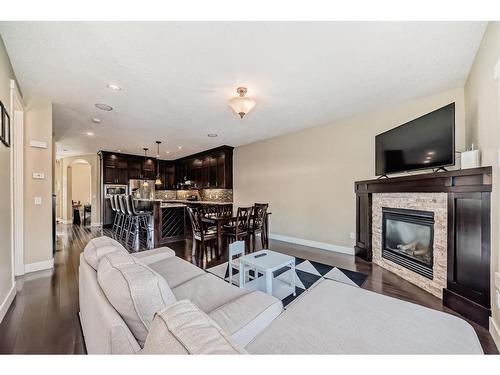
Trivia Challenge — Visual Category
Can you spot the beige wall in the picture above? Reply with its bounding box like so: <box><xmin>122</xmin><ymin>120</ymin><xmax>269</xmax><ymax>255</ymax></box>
<box><xmin>71</xmin><ymin>162</ymin><xmax>91</xmax><ymax>205</ymax></box>
<box><xmin>0</xmin><ymin>37</ymin><xmax>14</xmax><ymax>319</ymax></box>
<box><xmin>234</xmin><ymin>88</ymin><xmax>465</xmax><ymax>250</ymax></box>
<box><xmin>60</xmin><ymin>154</ymin><xmax>101</xmax><ymax>225</ymax></box>
<box><xmin>23</xmin><ymin>97</ymin><xmax>53</xmax><ymax>265</ymax></box>
<box><xmin>464</xmin><ymin>21</ymin><xmax>500</xmax><ymax>348</ymax></box>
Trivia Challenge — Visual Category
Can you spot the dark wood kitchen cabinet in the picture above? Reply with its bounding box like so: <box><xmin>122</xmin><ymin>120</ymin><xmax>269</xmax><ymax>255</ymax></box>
<box><xmin>174</xmin><ymin>146</ymin><xmax>233</xmax><ymax>189</ymax></box>
<box><xmin>99</xmin><ymin>145</ymin><xmax>233</xmax><ymax>191</ymax></box>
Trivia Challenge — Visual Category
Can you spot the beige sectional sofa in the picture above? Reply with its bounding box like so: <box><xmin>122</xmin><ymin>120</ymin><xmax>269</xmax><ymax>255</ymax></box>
<box><xmin>79</xmin><ymin>236</ymin><xmax>484</xmax><ymax>354</ymax></box>
<box><xmin>79</xmin><ymin>236</ymin><xmax>282</xmax><ymax>354</ymax></box>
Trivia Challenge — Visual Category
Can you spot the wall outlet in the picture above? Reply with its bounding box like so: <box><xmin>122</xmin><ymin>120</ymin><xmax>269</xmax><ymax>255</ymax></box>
<box><xmin>349</xmin><ymin>232</ymin><xmax>356</xmax><ymax>240</ymax></box>
<box><xmin>32</xmin><ymin>172</ymin><xmax>45</xmax><ymax>179</ymax></box>
<box><xmin>34</xmin><ymin>197</ymin><xmax>42</xmax><ymax>205</ymax></box>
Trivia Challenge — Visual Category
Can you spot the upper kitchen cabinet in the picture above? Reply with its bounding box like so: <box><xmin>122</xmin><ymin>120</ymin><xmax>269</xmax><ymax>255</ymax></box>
<box><xmin>143</xmin><ymin>158</ymin><xmax>155</xmax><ymax>179</ymax></box>
<box><xmin>102</xmin><ymin>153</ymin><xmax>128</xmax><ymax>184</ymax></box>
<box><xmin>174</xmin><ymin>146</ymin><xmax>233</xmax><ymax>189</ymax></box>
<box><xmin>99</xmin><ymin>145</ymin><xmax>233</xmax><ymax>189</ymax></box>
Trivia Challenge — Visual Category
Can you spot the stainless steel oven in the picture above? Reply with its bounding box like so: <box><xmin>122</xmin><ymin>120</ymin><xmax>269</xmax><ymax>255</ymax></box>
<box><xmin>104</xmin><ymin>184</ymin><xmax>128</xmax><ymax>198</ymax></box>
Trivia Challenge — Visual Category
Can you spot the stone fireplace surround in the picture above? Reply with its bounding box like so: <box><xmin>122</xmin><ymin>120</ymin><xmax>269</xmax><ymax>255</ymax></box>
<box><xmin>372</xmin><ymin>193</ymin><xmax>447</xmax><ymax>298</ymax></box>
<box><xmin>354</xmin><ymin>167</ymin><xmax>492</xmax><ymax>327</ymax></box>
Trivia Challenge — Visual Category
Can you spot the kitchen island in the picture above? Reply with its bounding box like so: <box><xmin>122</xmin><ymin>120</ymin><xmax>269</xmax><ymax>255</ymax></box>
<box><xmin>147</xmin><ymin>199</ymin><xmax>233</xmax><ymax>248</ymax></box>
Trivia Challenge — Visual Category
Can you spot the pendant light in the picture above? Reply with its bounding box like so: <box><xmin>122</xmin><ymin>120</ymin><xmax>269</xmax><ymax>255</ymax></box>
<box><xmin>228</xmin><ymin>87</ymin><xmax>256</xmax><ymax>119</ymax></box>
<box><xmin>142</xmin><ymin>148</ymin><xmax>149</xmax><ymax>187</ymax></box>
<box><xmin>155</xmin><ymin>141</ymin><xmax>162</xmax><ymax>186</ymax></box>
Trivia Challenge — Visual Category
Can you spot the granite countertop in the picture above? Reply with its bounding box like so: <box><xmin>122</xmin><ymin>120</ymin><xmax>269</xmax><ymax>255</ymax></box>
<box><xmin>164</xmin><ymin>200</ymin><xmax>233</xmax><ymax>205</ymax></box>
<box><xmin>160</xmin><ymin>203</ymin><xmax>187</xmax><ymax>208</ymax></box>
<box><xmin>133</xmin><ymin>198</ymin><xmax>232</xmax><ymax>205</ymax></box>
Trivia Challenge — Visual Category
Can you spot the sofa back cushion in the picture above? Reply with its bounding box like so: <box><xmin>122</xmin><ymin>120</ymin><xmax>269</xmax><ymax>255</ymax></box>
<box><xmin>97</xmin><ymin>253</ymin><xmax>177</xmax><ymax>346</ymax></box>
<box><xmin>143</xmin><ymin>300</ymin><xmax>246</xmax><ymax>354</ymax></box>
<box><xmin>83</xmin><ymin>236</ymin><xmax>128</xmax><ymax>270</ymax></box>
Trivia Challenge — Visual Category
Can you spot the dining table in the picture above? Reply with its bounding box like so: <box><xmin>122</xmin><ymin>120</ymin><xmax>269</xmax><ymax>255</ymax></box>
<box><xmin>202</xmin><ymin>212</ymin><xmax>271</xmax><ymax>257</ymax></box>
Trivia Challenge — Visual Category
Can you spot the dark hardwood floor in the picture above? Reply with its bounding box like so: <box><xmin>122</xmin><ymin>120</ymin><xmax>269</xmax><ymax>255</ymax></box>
<box><xmin>0</xmin><ymin>223</ymin><xmax>497</xmax><ymax>354</ymax></box>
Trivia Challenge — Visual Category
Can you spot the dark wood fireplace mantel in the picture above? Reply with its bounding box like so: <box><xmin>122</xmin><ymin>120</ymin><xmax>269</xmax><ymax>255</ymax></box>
<box><xmin>354</xmin><ymin>166</ymin><xmax>492</xmax><ymax>327</ymax></box>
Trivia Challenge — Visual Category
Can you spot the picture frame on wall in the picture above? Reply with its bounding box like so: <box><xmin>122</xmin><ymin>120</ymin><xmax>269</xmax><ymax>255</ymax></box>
<box><xmin>1</xmin><ymin>101</ymin><xmax>10</xmax><ymax>148</ymax></box>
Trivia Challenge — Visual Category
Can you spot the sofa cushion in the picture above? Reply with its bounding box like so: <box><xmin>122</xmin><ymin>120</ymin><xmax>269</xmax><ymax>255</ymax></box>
<box><xmin>246</xmin><ymin>279</ymin><xmax>484</xmax><ymax>354</ymax></box>
<box><xmin>143</xmin><ymin>300</ymin><xmax>246</xmax><ymax>354</ymax></box>
<box><xmin>97</xmin><ymin>253</ymin><xmax>177</xmax><ymax>346</ymax></box>
<box><xmin>131</xmin><ymin>247</ymin><xmax>176</xmax><ymax>265</ymax></box>
<box><xmin>172</xmin><ymin>273</ymin><xmax>248</xmax><ymax>313</ymax></box>
<box><xmin>148</xmin><ymin>256</ymin><xmax>205</xmax><ymax>289</ymax></box>
<box><xmin>83</xmin><ymin>236</ymin><xmax>128</xmax><ymax>270</ymax></box>
<box><xmin>208</xmin><ymin>291</ymin><xmax>283</xmax><ymax>347</ymax></box>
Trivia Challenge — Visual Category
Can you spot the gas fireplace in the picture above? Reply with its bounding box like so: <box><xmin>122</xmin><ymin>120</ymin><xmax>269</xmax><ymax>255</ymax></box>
<box><xmin>382</xmin><ymin>207</ymin><xmax>434</xmax><ymax>279</ymax></box>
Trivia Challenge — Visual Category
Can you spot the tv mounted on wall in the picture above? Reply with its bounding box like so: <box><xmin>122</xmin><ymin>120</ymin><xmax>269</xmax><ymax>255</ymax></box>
<box><xmin>375</xmin><ymin>103</ymin><xmax>455</xmax><ymax>176</ymax></box>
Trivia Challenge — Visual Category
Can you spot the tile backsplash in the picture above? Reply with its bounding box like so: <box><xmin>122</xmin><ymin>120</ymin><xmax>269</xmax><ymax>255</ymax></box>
<box><xmin>155</xmin><ymin>189</ymin><xmax>233</xmax><ymax>202</ymax></box>
<box><xmin>200</xmin><ymin>189</ymin><xmax>233</xmax><ymax>202</ymax></box>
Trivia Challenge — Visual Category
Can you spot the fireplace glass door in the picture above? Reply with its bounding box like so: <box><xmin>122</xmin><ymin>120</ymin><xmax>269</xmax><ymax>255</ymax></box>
<box><xmin>382</xmin><ymin>207</ymin><xmax>434</xmax><ymax>279</ymax></box>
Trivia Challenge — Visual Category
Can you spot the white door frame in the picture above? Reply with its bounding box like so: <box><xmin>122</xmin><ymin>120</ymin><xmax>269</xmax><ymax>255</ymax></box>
<box><xmin>10</xmin><ymin>79</ymin><xmax>24</xmax><ymax>276</ymax></box>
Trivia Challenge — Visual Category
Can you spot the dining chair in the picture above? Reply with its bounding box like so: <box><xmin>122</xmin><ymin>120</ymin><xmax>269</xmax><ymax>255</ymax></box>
<box><xmin>250</xmin><ymin>203</ymin><xmax>269</xmax><ymax>251</ymax></box>
<box><xmin>187</xmin><ymin>206</ymin><xmax>217</xmax><ymax>261</ymax></box>
<box><xmin>221</xmin><ymin>206</ymin><xmax>253</xmax><ymax>252</ymax></box>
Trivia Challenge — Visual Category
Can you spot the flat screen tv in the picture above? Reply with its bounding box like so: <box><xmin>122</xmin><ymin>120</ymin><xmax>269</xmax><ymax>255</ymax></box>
<box><xmin>375</xmin><ymin>103</ymin><xmax>455</xmax><ymax>176</ymax></box>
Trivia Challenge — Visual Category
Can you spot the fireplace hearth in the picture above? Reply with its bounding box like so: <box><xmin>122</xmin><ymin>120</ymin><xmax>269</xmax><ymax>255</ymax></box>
<box><xmin>382</xmin><ymin>207</ymin><xmax>434</xmax><ymax>279</ymax></box>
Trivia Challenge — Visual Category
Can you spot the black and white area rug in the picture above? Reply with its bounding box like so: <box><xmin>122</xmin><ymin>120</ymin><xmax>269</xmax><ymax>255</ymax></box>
<box><xmin>207</xmin><ymin>257</ymin><xmax>367</xmax><ymax>307</ymax></box>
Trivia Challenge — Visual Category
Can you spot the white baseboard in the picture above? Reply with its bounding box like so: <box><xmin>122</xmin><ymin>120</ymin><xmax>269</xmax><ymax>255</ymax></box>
<box><xmin>25</xmin><ymin>258</ymin><xmax>54</xmax><ymax>274</ymax></box>
<box><xmin>268</xmin><ymin>233</ymin><xmax>354</xmax><ymax>255</ymax></box>
<box><xmin>490</xmin><ymin>317</ymin><xmax>500</xmax><ymax>351</ymax></box>
<box><xmin>0</xmin><ymin>283</ymin><xmax>16</xmax><ymax>324</ymax></box>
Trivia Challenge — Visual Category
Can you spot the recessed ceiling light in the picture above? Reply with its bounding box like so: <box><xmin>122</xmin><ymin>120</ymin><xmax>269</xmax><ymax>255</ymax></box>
<box><xmin>91</xmin><ymin>117</ymin><xmax>101</xmax><ymax>124</ymax></box>
<box><xmin>165</xmin><ymin>150</ymin><xmax>171</xmax><ymax>154</ymax></box>
<box><xmin>117</xmin><ymin>149</ymin><xmax>122</xmax><ymax>152</ymax></box>
<box><xmin>86</xmin><ymin>132</ymin><xmax>94</xmax><ymax>136</ymax></box>
<box><xmin>207</xmin><ymin>133</ymin><xmax>218</xmax><ymax>138</ymax></box>
<box><xmin>95</xmin><ymin>103</ymin><xmax>113</xmax><ymax>111</ymax></box>
<box><xmin>178</xmin><ymin>146</ymin><xmax>182</xmax><ymax>149</ymax></box>
<box><xmin>425</xmin><ymin>156</ymin><xmax>432</xmax><ymax>160</ymax></box>
<box><xmin>423</xmin><ymin>160</ymin><xmax>431</xmax><ymax>164</ymax></box>
<box><xmin>107</xmin><ymin>83</ymin><xmax>122</xmax><ymax>91</ymax></box>
<box><xmin>427</xmin><ymin>151</ymin><xmax>435</xmax><ymax>155</ymax></box>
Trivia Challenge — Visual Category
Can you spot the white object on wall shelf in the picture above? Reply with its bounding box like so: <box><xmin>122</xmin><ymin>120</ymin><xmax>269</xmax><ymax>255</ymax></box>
<box><xmin>460</xmin><ymin>150</ymin><xmax>481</xmax><ymax>169</ymax></box>
<box><xmin>29</xmin><ymin>140</ymin><xmax>47</xmax><ymax>149</ymax></box>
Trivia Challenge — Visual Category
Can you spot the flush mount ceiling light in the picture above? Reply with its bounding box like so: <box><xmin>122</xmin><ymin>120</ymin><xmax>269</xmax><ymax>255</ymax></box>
<box><xmin>107</xmin><ymin>83</ymin><xmax>122</xmax><ymax>91</ymax></box>
<box><xmin>178</xmin><ymin>146</ymin><xmax>182</xmax><ymax>149</ymax></box>
<box><xmin>155</xmin><ymin>141</ymin><xmax>162</xmax><ymax>186</ymax></box>
<box><xmin>228</xmin><ymin>87</ymin><xmax>256</xmax><ymax>119</ymax></box>
<box><xmin>91</xmin><ymin>117</ymin><xmax>101</xmax><ymax>124</ymax></box>
<box><xmin>86</xmin><ymin>132</ymin><xmax>94</xmax><ymax>136</ymax></box>
<box><xmin>165</xmin><ymin>150</ymin><xmax>170</xmax><ymax>154</ymax></box>
<box><xmin>207</xmin><ymin>133</ymin><xmax>218</xmax><ymax>138</ymax></box>
<box><xmin>95</xmin><ymin>103</ymin><xmax>113</xmax><ymax>111</ymax></box>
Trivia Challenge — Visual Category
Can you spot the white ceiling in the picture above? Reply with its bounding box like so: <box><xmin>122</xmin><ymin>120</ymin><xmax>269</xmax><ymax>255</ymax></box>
<box><xmin>0</xmin><ymin>22</ymin><xmax>487</xmax><ymax>159</ymax></box>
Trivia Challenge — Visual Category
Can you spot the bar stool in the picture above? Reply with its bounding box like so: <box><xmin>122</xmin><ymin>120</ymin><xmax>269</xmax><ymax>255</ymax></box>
<box><xmin>130</xmin><ymin>196</ymin><xmax>153</xmax><ymax>249</ymax></box>
<box><xmin>113</xmin><ymin>195</ymin><xmax>125</xmax><ymax>236</ymax></box>
<box><xmin>110</xmin><ymin>196</ymin><xmax>119</xmax><ymax>233</ymax></box>
<box><xmin>117</xmin><ymin>195</ymin><xmax>130</xmax><ymax>238</ymax></box>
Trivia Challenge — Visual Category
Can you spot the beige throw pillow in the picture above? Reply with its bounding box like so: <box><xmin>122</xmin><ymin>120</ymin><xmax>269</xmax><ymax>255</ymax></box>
<box><xmin>83</xmin><ymin>236</ymin><xmax>128</xmax><ymax>270</ymax></box>
<box><xmin>143</xmin><ymin>300</ymin><xmax>246</xmax><ymax>354</ymax></box>
<box><xmin>97</xmin><ymin>253</ymin><xmax>177</xmax><ymax>346</ymax></box>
